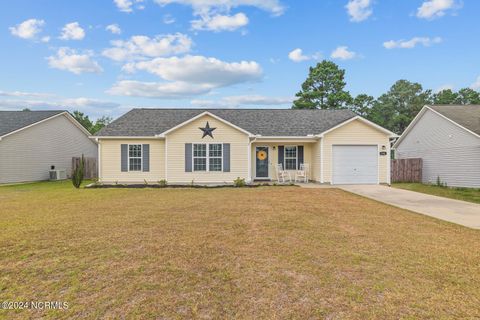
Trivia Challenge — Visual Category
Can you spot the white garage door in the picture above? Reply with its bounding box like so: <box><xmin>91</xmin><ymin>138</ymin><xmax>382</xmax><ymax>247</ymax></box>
<box><xmin>332</xmin><ymin>145</ymin><xmax>378</xmax><ymax>184</ymax></box>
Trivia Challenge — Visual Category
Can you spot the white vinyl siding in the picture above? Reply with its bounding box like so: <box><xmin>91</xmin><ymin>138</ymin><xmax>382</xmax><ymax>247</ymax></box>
<box><xmin>166</xmin><ymin>115</ymin><xmax>248</xmax><ymax>183</ymax></box>
<box><xmin>99</xmin><ymin>139</ymin><xmax>164</xmax><ymax>183</ymax></box>
<box><xmin>0</xmin><ymin>115</ymin><xmax>97</xmax><ymax>184</ymax></box>
<box><xmin>395</xmin><ymin>109</ymin><xmax>480</xmax><ymax>188</ymax></box>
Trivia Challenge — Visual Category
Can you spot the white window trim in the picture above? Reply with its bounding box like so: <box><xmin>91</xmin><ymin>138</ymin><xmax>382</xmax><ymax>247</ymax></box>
<box><xmin>128</xmin><ymin>144</ymin><xmax>143</xmax><ymax>172</ymax></box>
<box><xmin>192</xmin><ymin>143</ymin><xmax>223</xmax><ymax>172</ymax></box>
<box><xmin>284</xmin><ymin>145</ymin><xmax>298</xmax><ymax>170</ymax></box>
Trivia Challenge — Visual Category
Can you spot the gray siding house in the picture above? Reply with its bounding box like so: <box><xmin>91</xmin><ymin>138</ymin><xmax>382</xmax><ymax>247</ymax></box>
<box><xmin>394</xmin><ymin>105</ymin><xmax>480</xmax><ymax>188</ymax></box>
<box><xmin>0</xmin><ymin>111</ymin><xmax>97</xmax><ymax>184</ymax></box>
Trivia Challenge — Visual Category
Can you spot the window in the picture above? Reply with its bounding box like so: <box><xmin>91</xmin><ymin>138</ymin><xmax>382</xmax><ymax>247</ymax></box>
<box><xmin>193</xmin><ymin>143</ymin><xmax>223</xmax><ymax>172</ymax></box>
<box><xmin>209</xmin><ymin>144</ymin><xmax>222</xmax><ymax>172</ymax></box>
<box><xmin>193</xmin><ymin>144</ymin><xmax>207</xmax><ymax>171</ymax></box>
<box><xmin>284</xmin><ymin>146</ymin><xmax>297</xmax><ymax>170</ymax></box>
<box><xmin>129</xmin><ymin>144</ymin><xmax>142</xmax><ymax>171</ymax></box>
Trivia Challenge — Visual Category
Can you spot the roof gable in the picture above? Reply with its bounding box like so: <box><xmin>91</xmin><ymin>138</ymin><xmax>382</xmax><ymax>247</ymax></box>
<box><xmin>95</xmin><ymin>108</ymin><xmax>358</xmax><ymax>137</ymax></box>
<box><xmin>394</xmin><ymin>105</ymin><xmax>480</xmax><ymax>148</ymax></box>
<box><xmin>429</xmin><ymin>105</ymin><xmax>480</xmax><ymax>136</ymax></box>
<box><xmin>0</xmin><ymin>110</ymin><xmax>65</xmax><ymax>137</ymax></box>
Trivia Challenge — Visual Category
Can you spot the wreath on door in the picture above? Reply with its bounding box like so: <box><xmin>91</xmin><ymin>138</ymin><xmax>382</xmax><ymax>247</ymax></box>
<box><xmin>257</xmin><ymin>150</ymin><xmax>267</xmax><ymax>161</ymax></box>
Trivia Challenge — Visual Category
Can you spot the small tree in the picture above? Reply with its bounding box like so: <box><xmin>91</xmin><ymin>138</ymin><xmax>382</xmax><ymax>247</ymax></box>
<box><xmin>72</xmin><ymin>155</ymin><xmax>85</xmax><ymax>189</ymax></box>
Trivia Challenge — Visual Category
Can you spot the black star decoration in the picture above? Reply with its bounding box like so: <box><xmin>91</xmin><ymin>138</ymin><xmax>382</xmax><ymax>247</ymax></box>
<box><xmin>199</xmin><ymin>121</ymin><xmax>216</xmax><ymax>138</ymax></box>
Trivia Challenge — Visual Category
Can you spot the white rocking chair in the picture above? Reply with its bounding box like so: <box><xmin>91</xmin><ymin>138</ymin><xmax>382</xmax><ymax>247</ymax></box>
<box><xmin>295</xmin><ymin>163</ymin><xmax>309</xmax><ymax>183</ymax></box>
<box><xmin>275</xmin><ymin>163</ymin><xmax>291</xmax><ymax>183</ymax></box>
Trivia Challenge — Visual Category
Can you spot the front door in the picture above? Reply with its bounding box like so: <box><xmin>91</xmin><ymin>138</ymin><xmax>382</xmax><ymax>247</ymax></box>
<box><xmin>255</xmin><ymin>146</ymin><xmax>269</xmax><ymax>178</ymax></box>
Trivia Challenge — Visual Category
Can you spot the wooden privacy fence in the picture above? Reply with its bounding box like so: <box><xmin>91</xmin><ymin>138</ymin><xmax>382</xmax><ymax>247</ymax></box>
<box><xmin>72</xmin><ymin>157</ymin><xmax>98</xmax><ymax>179</ymax></box>
<box><xmin>391</xmin><ymin>158</ymin><xmax>422</xmax><ymax>183</ymax></box>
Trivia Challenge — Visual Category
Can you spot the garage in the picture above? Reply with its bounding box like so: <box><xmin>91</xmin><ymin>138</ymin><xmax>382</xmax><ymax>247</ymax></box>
<box><xmin>332</xmin><ymin>145</ymin><xmax>378</xmax><ymax>184</ymax></box>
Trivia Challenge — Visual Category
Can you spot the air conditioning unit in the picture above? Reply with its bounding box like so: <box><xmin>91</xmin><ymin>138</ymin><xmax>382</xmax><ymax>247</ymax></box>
<box><xmin>49</xmin><ymin>169</ymin><xmax>67</xmax><ymax>181</ymax></box>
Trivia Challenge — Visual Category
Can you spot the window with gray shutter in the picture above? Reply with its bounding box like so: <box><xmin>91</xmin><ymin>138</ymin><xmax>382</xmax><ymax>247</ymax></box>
<box><xmin>298</xmin><ymin>145</ymin><xmax>304</xmax><ymax>169</ymax></box>
<box><xmin>185</xmin><ymin>143</ymin><xmax>192</xmax><ymax>172</ymax></box>
<box><xmin>121</xmin><ymin>144</ymin><xmax>128</xmax><ymax>172</ymax></box>
<box><xmin>142</xmin><ymin>144</ymin><xmax>150</xmax><ymax>172</ymax></box>
<box><xmin>223</xmin><ymin>143</ymin><xmax>230</xmax><ymax>172</ymax></box>
<box><xmin>278</xmin><ymin>145</ymin><xmax>284</xmax><ymax>168</ymax></box>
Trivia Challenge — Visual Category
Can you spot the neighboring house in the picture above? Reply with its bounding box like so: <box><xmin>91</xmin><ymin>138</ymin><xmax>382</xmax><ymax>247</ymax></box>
<box><xmin>394</xmin><ymin>105</ymin><xmax>480</xmax><ymax>188</ymax></box>
<box><xmin>94</xmin><ymin>109</ymin><xmax>396</xmax><ymax>185</ymax></box>
<box><xmin>0</xmin><ymin>111</ymin><xmax>97</xmax><ymax>184</ymax></box>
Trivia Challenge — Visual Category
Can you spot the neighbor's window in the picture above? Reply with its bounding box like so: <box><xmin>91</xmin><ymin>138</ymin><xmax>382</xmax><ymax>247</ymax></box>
<box><xmin>284</xmin><ymin>146</ymin><xmax>297</xmax><ymax>170</ymax></box>
<box><xmin>129</xmin><ymin>144</ymin><xmax>142</xmax><ymax>171</ymax></box>
<box><xmin>193</xmin><ymin>144</ymin><xmax>207</xmax><ymax>171</ymax></box>
<box><xmin>209</xmin><ymin>144</ymin><xmax>222</xmax><ymax>172</ymax></box>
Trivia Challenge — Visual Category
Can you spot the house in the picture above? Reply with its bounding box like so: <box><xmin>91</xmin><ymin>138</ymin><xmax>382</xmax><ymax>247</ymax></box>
<box><xmin>94</xmin><ymin>109</ymin><xmax>397</xmax><ymax>185</ymax></box>
<box><xmin>393</xmin><ymin>105</ymin><xmax>480</xmax><ymax>188</ymax></box>
<box><xmin>0</xmin><ymin>110</ymin><xmax>97</xmax><ymax>184</ymax></box>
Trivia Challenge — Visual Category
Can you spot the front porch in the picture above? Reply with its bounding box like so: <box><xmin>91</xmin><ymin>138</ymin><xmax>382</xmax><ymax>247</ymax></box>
<box><xmin>250</xmin><ymin>139</ymin><xmax>319</xmax><ymax>183</ymax></box>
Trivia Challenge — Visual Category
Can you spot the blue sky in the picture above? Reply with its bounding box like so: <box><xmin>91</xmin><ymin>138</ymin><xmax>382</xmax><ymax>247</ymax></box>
<box><xmin>0</xmin><ymin>0</ymin><xmax>478</xmax><ymax>118</ymax></box>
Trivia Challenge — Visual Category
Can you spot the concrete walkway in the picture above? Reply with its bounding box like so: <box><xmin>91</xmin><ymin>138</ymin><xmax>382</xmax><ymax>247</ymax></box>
<box><xmin>338</xmin><ymin>185</ymin><xmax>480</xmax><ymax>229</ymax></box>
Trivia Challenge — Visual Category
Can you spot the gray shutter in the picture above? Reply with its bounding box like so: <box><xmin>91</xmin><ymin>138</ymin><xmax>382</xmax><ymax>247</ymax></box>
<box><xmin>278</xmin><ymin>146</ymin><xmax>284</xmax><ymax>167</ymax></box>
<box><xmin>121</xmin><ymin>144</ymin><xmax>128</xmax><ymax>172</ymax></box>
<box><xmin>298</xmin><ymin>145</ymin><xmax>304</xmax><ymax>169</ymax></box>
<box><xmin>185</xmin><ymin>143</ymin><xmax>192</xmax><ymax>172</ymax></box>
<box><xmin>142</xmin><ymin>144</ymin><xmax>150</xmax><ymax>172</ymax></box>
<box><xmin>223</xmin><ymin>143</ymin><xmax>230</xmax><ymax>172</ymax></box>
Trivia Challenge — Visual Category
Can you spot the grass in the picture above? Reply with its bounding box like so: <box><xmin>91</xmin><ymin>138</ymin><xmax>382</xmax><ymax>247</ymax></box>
<box><xmin>0</xmin><ymin>181</ymin><xmax>479</xmax><ymax>319</ymax></box>
<box><xmin>393</xmin><ymin>183</ymin><xmax>480</xmax><ymax>204</ymax></box>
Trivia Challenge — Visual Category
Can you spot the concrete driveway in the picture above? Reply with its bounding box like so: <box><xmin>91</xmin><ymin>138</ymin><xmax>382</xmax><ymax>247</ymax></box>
<box><xmin>339</xmin><ymin>185</ymin><xmax>480</xmax><ymax>229</ymax></box>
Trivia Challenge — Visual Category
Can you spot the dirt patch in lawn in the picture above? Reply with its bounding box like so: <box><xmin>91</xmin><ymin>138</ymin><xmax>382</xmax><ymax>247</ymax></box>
<box><xmin>0</xmin><ymin>181</ymin><xmax>479</xmax><ymax>319</ymax></box>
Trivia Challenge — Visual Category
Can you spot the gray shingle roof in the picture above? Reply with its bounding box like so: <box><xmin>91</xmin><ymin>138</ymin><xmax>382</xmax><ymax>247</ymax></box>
<box><xmin>429</xmin><ymin>105</ymin><xmax>480</xmax><ymax>136</ymax></box>
<box><xmin>95</xmin><ymin>108</ymin><xmax>357</xmax><ymax>137</ymax></box>
<box><xmin>0</xmin><ymin>110</ymin><xmax>65</xmax><ymax>137</ymax></box>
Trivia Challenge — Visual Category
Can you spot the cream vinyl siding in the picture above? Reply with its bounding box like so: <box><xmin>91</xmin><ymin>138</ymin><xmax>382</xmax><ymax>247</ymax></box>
<box><xmin>99</xmin><ymin>139</ymin><xmax>164</xmax><ymax>183</ymax></box>
<box><xmin>0</xmin><ymin>114</ymin><xmax>97</xmax><ymax>184</ymax></box>
<box><xmin>311</xmin><ymin>140</ymin><xmax>321</xmax><ymax>181</ymax></box>
<box><xmin>251</xmin><ymin>142</ymin><xmax>314</xmax><ymax>180</ymax></box>
<box><xmin>323</xmin><ymin>119</ymin><xmax>390</xmax><ymax>184</ymax></box>
<box><xmin>166</xmin><ymin>115</ymin><xmax>249</xmax><ymax>183</ymax></box>
<box><xmin>395</xmin><ymin>109</ymin><xmax>480</xmax><ymax>188</ymax></box>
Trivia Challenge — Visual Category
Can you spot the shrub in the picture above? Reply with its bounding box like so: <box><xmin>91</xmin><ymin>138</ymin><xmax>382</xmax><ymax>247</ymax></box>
<box><xmin>158</xmin><ymin>179</ymin><xmax>168</xmax><ymax>187</ymax></box>
<box><xmin>72</xmin><ymin>155</ymin><xmax>85</xmax><ymax>189</ymax></box>
<box><xmin>436</xmin><ymin>176</ymin><xmax>447</xmax><ymax>188</ymax></box>
<box><xmin>233</xmin><ymin>177</ymin><xmax>246</xmax><ymax>187</ymax></box>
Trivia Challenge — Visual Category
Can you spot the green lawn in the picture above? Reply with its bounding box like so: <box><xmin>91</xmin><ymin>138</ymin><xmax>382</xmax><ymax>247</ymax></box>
<box><xmin>1</xmin><ymin>181</ymin><xmax>479</xmax><ymax>319</ymax></box>
<box><xmin>393</xmin><ymin>183</ymin><xmax>480</xmax><ymax>204</ymax></box>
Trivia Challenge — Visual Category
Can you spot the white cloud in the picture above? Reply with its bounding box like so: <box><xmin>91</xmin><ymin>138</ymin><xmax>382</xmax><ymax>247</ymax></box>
<box><xmin>345</xmin><ymin>0</ymin><xmax>372</xmax><ymax>22</ymax></box>
<box><xmin>154</xmin><ymin>0</ymin><xmax>285</xmax><ymax>16</ymax></box>
<box><xmin>416</xmin><ymin>0</ymin><xmax>460</xmax><ymax>19</ymax></box>
<box><xmin>288</xmin><ymin>48</ymin><xmax>309</xmax><ymax>62</ymax></box>
<box><xmin>191</xmin><ymin>13</ymin><xmax>248</xmax><ymax>31</ymax></box>
<box><xmin>383</xmin><ymin>37</ymin><xmax>442</xmax><ymax>49</ymax></box>
<box><xmin>155</xmin><ymin>0</ymin><xmax>284</xmax><ymax>32</ymax></box>
<box><xmin>0</xmin><ymin>90</ymin><xmax>54</xmax><ymax>98</ymax></box>
<box><xmin>109</xmin><ymin>55</ymin><xmax>262</xmax><ymax>98</ymax></box>
<box><xmin>114</xmin><ymin>0</ymin><xmax>144</xmax><ymax>12</ymax></box>
<box><xmin>102</xmin><ymin>33</ymin><xmax>193</xmax><ymax>61</ymax></box>
<box><xmin>47</xmin><ymin>48</ymin><xmax>103</xmax><ymax>74</ymax></box>
<box><xmin>9</xmin><ymin>19</ymin><xmax>45</xmax><ymax>40</ymax></box>
<box><xmin>470</xmin><ymin>77</ymin><xmax>480</xmax><ymax>91</ymax></box>
<box><xmin>60</xmin><ymin>22</ymin><xmax>85</xmax><ymax>40</ymax></box>
<box><xmin>330</xmin><ymin>46</ymin><xmax>357</xmax><ymax>60</ymax></box>
<box><xmin>106</xmin><ymin>24</ymin><xmax>122</xmax><ymax>34</ymax></box>
<box><xmin>107</xmin><ymin>80</ymin><xmax>214</xmax><ymax>98</ymax></box>
<box><xmin>41</xmin><ymin>36</ymin><xmax>51</xmax><ymax>43</ymax></box>
<box><xmin>163</xmin><ymin>14</ymin><xmax>176</xmax><ymax>24</ymax></box>
<box><xmin>123</xmin><ymin>55</ymin><xmax>262</xmax><ymax>87</ymax></box>
<box><xmin>192</xmin><ymin>95</ymin><xmax>293</xmax><ymax>107</ymax></box>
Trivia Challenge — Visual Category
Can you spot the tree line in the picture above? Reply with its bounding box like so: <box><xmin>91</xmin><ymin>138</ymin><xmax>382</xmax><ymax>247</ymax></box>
<box><xmin>292</xmin><ymin>60</ymin><xmax>480</xmax><ymax>134</ymax></box>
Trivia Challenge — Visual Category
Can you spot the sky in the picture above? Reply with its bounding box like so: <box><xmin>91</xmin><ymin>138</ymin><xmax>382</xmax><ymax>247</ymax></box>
<box><xmin>0</xmin><ymin>0</ymin><xmax>478</xmax><ymax>119</ymax></box>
